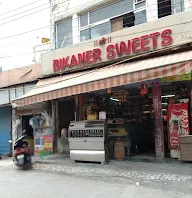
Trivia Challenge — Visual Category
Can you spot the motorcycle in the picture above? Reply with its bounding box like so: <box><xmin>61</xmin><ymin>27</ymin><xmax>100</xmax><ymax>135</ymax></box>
<box><xmin>13</xmin><ymin>134</ymin><xmax>32</xmax><ymax>170</ymax></box>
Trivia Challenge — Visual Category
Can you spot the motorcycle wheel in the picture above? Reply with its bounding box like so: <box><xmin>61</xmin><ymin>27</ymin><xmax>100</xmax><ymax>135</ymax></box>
<box><xmin>22</xmin><ymin>163</ymin><xmax>32</xmax><ymax>170</ymax></box>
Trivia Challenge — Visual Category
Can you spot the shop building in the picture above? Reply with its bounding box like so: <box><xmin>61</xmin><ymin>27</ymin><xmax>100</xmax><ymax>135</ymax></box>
<box><xmin>0</xmin><ymin>64</ymin><xmax>42</xmax><ymax>156</ymax></box>
<box><xmin>11</xmin><ymin>7</ymin><xmax>192</xmax><ymax>161</ymax></box>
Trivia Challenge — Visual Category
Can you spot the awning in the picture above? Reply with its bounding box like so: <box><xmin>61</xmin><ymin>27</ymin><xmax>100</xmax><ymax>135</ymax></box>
<box><xmin>12</xmin><ymin>50</ymin><xmax>192</xmax><ymax>107</ymax></box>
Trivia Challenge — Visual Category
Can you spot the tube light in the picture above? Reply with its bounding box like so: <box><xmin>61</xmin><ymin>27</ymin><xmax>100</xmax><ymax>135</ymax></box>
<box><xmin>110</xmin><ymin>97</ymin><xmax>119</xmax><ymax>102</ymax></box>
<box><xmin>161</xmin><ymin>95</ymin><xmax>175</xmax><ymax>98</ymax></box>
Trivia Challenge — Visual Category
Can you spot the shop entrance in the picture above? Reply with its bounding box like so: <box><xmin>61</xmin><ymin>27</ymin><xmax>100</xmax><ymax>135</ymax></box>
<box><xmin>81</xmin><ymin>81</ymin><xmax>156</xmax><ymax>159</ymax></box>
<box><xmin>22</xmin><ymin>115</ymin><xmax>33</xmax><ymax>136</ymax></box>
<box><xmin>76</xmin><ymin>79</ymin><xmax>190</xmax><ymax>161</ymax></box>
<box><xmin>105</xmin><ymin>86</ymin><xmax>155</xmax><ymax>158</ymax></box>
<box><xmin>58</xmin><ymin>98</ymin><xmax>75</xmax><ymax>137</ymax></box>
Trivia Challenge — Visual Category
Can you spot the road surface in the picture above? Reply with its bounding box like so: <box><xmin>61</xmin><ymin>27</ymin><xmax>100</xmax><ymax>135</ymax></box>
<box><xmin>0</xmin><ymin>159</ymin><xmax>192</xmax><ymax>198</ymax></box>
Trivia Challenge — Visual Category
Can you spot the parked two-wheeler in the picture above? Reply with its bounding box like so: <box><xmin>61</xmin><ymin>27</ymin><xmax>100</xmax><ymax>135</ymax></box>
<box><xmin>13</xmin><ymin>134</ymin><xmax>32</xmax><ymax>170</ymax></box>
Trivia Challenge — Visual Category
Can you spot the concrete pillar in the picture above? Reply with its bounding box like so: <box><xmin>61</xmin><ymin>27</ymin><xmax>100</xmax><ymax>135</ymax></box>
<box><xmin>146</xmin><ymin>0</ymin><xmax>158</xmax><ymax>22</ymax></box>
<box><xmin>152</xmin><ymin>82</ymin><xmax>164</xmax><ymax>159</ymax></box>
<box><xmin>184</xmin><ymin>0</ymin><xmax>190</xmax><ymax>11</ymax></box>
<box><xmin>56</xmin><ymin>100</ymin><xmax>60</xmax><ymax>139</ymax></box>
<box><xmin>11</xmin><ymin>108</ymin><xmax>17</xmax><ymax>156</ymax></box>
<box><xmin>72</xmin><ymin>14</ymin><xmax>80</xmax><ymax>44</ymax></box>
<box><xmin>11</xmin><ymin>108</ymin><xmax>22</xmax><ymax>155</ymax></box>
<box><xmin>52</xmin><ymin>100</ymin><xmax>57</xmax><ymax>153</ymax></box>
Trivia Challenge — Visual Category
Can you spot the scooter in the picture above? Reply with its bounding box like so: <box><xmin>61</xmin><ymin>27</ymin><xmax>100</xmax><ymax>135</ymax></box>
<box><xmin>13</xmin><ymin>134</ymin><xmax>32</xmax><ymax>170</ymax></box>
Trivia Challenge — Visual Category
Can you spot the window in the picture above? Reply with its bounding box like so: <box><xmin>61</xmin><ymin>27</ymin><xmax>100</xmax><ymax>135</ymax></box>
<box><xmin>89</xmin><ymin>0</ymin><xmax>133</xmax><ymax>24</ymax></box>
<box><xmin>158</xmin><ymin>0</ymin><xmax>172</xmax><ymax>18</ymax></box>
<box><xmin>91</xmin><ymin>22</ymin><xmax>111</xmax><ymax>39</ymax></box>
<box><xmin>55</xmin><ymin>18</ymin><xmax>72</xmax><ymax>49</ymax></box>
<box><xmin>158</xmin><ymin>0</ymin><xmax>184</xmax><ymax>18</ymax></box>
<box><xmin>80</xmin><ymin>0</ymin><xmax>134</xmax><ymax>41</ymax></box>
<box><xmin>80</xmin><ymin>29</ymin><xmax>90</xmax><ymax>42</ymax></box>
<box><xmin>123</xmin><ymin>9</ymin><xmax>146</xmax><ymax>28</ymax></box>
<box><xmin>80</xmin><ymin>13</ymin><xmax>88</xmax><ymax>27</ymax></box>
<box><xmin>123</xmin><ymin>12</ymin><xmax>135</xmax><ymax>28</ymax></box>
<box><xmin>134</xmin><ymin>0</ymin><xmax>146</xmax><ymax>9</ymax></box>
<box><xmin>80</xmin><ymin>22</ymin><xmax>111</xmax><ymax>41</ymax></box>
<box><xmin>134</xmin><ymin>10</ymin><xmax>147</xmax><ymax>25</ymax></box>
<box><xmin>171</xmin><ymin>0</ymin><xmax>184</xmax><ymax>14</ymax></box>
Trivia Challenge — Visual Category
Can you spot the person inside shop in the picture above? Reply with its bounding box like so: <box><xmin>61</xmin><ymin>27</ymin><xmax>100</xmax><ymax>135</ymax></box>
<box><xmin>125</xmin><ymin>118</ymin><xmax>139</xmax><ymax>156</ymax></box>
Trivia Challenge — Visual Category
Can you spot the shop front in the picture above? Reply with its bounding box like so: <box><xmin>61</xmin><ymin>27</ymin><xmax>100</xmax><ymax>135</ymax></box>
<box><xmin>11</xmin><ymin>11</ymin><xmax>192</xmax><ymax>162</ymax></box>
<box><xmin>12</xmin><ymin>102</ymin><xmax>53</xmax><ymax>157</ymax></box>
<box><xmin>0</xmin><ymin>106</ymin><xmax>11</xmax><ymax>156</ymax></box>
<box><xmin>11</xmin><ymin>51</ymin><xmax>192</xmax><ymax>162</ymax></box>
<box><xmin>73</xmin><ymin>76</ymin><xmax>191</xmax><ymax>161</ymax></box>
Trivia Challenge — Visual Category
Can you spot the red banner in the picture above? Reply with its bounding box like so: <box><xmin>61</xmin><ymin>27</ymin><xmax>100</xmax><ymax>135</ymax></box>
<box><xmin>168</xmin><ymin>103</ymin><xmax>189</xmax><ymax>150</ymax></box>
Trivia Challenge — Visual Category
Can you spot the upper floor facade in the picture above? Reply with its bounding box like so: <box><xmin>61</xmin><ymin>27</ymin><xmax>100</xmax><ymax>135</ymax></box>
<box><xmin>50</xmin><ymin>0</ymin><xmax>191</xmax><ymax>50</ymax></box>
<box><xmin>0</xmin><ymin>64</ymin><xmax>42</xmax><ymax>106</ymax></box>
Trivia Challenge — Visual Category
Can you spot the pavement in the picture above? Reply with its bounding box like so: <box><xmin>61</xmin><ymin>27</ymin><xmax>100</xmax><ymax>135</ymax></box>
<box><xmin>0</xmin><ymin>156</ymin><xmax>192</xmax><ymax>197</ymax></box>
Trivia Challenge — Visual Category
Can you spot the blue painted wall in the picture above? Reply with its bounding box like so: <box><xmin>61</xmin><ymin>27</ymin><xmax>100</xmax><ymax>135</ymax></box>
<box><xmin>0</xmin><ymin>106</ymin><xmax>11</xmax><ymax>155</ymax></box>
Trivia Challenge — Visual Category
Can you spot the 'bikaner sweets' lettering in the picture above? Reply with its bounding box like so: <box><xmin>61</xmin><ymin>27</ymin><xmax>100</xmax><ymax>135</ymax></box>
<box><xmin>53</xmin><ymin>29</ymin><xmax>173</xmax><ymax>73</ymax></box>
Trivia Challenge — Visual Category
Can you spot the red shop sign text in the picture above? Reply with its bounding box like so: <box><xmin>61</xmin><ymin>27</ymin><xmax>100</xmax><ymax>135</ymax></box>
<box><xmin>53</xmin><ymin>29</ymin><xmax>173</xmax><ymax>73</ymax></box>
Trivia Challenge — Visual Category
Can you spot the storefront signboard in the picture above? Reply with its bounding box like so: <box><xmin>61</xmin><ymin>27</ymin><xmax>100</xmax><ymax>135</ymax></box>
<box><xmin>34</xmin><ymin>136</ymin><xmax>44</xmax><ymax>156</ymax></box>
<box><xmin>30</xmin><ymin>112</ymin><xmax>53</xmax><ymax>157</ymax></box>
<box><xmin>42</xmin><ymin>11</ymin><xmax>192</xmax><ymax>76</ymax></box>
<box><xmin>161</xmin><ymin>73</ymin><xmax>191</xmax><ymax>83</ymax></box>
<box><xmin>34</xmin><ymin>136</ymin><xmax>53</xmax><ymax>157</ymax></box>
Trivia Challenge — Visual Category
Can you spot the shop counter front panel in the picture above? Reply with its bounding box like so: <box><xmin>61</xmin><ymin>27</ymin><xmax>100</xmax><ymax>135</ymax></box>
<box><xmin>68</xmin><ymin>138</ymin><xmax>105</xmax><ymax>150</ymax></box>
<box><xmin>68</xmin><ymin>120</ymin><xmax>108</xmax><ymax>163</ymax></box>
<box><xmin>70</xmin><ymin>150</ymin><xmax>105</xmax><ymax>163</ymax></box>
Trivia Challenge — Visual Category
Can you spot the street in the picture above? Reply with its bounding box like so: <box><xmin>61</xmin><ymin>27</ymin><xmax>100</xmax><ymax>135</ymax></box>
<box><xmin>0</xmin><ymin>158</ymin><xmax>192</xmax><ymax>198</ymax></box>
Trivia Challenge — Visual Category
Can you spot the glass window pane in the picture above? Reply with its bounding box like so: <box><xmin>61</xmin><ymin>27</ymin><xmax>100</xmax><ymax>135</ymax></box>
<box><xmin>135</xmin><ymin>1</ymin><xmax>146</xmax><ymax>9</ymax></box>
<box><xmin>134</xmin><ymin>10</ymin><xmax>146</xmax><ymax>25</ymax></box>
<box><xmin>15</xmin><ymin>85</ymin><xmax>24</xmax><ymax>98</ymax></box>
<box><xmin>91</xmin><ymin>22</ymin><xmax>111</xmax><ymax>39</ymax></box>
<box><xmin>56</xmin><ymin>19</ymin><xmax>72</xmax><ymax>49</ymax></box>
<box><xmin>90</xmin><ymin>0</ymin><xmax>133</xmax><ymax>24</ymax></box>
<box><xmin>24</xmin><ymin>83</ymin><xmax>35</xmax><ymax>94</ymax></box>
<box><xmin>10</xmin><ymin>88</ymin><xmax>16</xmax><ymax>101</ymax></box>
<box><xmin>80</xmin><ymin>29</ymin><xmax>90</xmax><ymax>41</ymax></box>
<box><xmin>171</xmin><ymin>0</ymin><xmax>184</xmax><ymax>13</ymax></box>
<box><xmin>123</xmin><ymin>12</ymin><xmax>135</xmax><ymax>28</ymax></box>
<box><xmin>80</xmin><ymin>13</ymin><xmax>88</xmax><ymax>27</ymax></box>
<box><xmin>0</xmin><ymin>90</ymin><xmax>9</xmax><ymax>105</ymax></box>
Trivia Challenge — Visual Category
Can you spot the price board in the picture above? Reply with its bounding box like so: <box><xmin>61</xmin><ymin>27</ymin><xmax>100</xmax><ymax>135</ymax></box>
<box><xmin>161</xmin><ymin>73</ymin><xmax>191</xmax><ymax>83</ymax></box>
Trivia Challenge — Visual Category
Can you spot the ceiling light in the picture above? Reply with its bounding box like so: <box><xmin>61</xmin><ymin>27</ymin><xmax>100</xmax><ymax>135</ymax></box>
<box><xmin>161</xmin><ymin>95</ymin><xmax>175</xmax><ymax>98</ymax></box>
<box><xmin>110</xmin><ymin>97</ymin><xmax>119</xmax><ymax>102</ymax></box>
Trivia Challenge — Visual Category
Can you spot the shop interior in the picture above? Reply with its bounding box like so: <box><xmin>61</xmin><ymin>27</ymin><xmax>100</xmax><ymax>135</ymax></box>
<box><xmin>79</xmin><ymin>79</ymin><xmax>191</xmax><ymax>160</ymax></box>
<box><xmin>58</xmin><ymin>97</ymin><xmax>75</xmax><ymax>137</ymax></box>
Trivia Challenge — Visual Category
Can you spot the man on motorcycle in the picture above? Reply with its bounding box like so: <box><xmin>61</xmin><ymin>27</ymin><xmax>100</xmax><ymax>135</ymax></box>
<box><xmin>13</xmin><ymin>129</ymin><xmax>32</xmax><ymax>170</ymax></box>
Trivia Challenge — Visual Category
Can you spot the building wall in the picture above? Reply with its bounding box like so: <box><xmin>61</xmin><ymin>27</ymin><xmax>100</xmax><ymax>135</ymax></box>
<box><xmin>0</xmin><ymin>64</ymin><xmax>42</xmax><ymax>88</ymax></box>
<box><xmin>0</xmin><ymin>82</ymin><xmax>36</xmax><ymax>106</ymax></box>
<box><xmin>11</xmin><ymin>102</ymin><xmax>50</xmax><ymax>155</ymax></box>
<box><xmin>0</xmin><ymin>64</ymin><xmax>43</xmax><ymax>155</ymax></box>
<box><xmin>50</xmin><ymin>0</ymin><xmax>112</xmax><ymax>49</ymax></box>
<box><xmin>0</xmin><ymin>106</ymin><xmax>11</xmax><ymax>155</ymax></box>
<box><xmin>50</xmin><ymin>0</ymin><xmax>190</xmax><ymax>49</ymax></box>
<box><xmin>189</xmin><ymin>0</ymin><xmax>192</xmax><ymax>9</ymax></box>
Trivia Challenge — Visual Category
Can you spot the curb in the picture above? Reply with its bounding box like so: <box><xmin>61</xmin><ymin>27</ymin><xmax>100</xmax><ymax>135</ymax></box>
<box><xmin>34</xmin><ymin>160</ymin><xmax>68</xmax><ymax>165</ymax></box>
